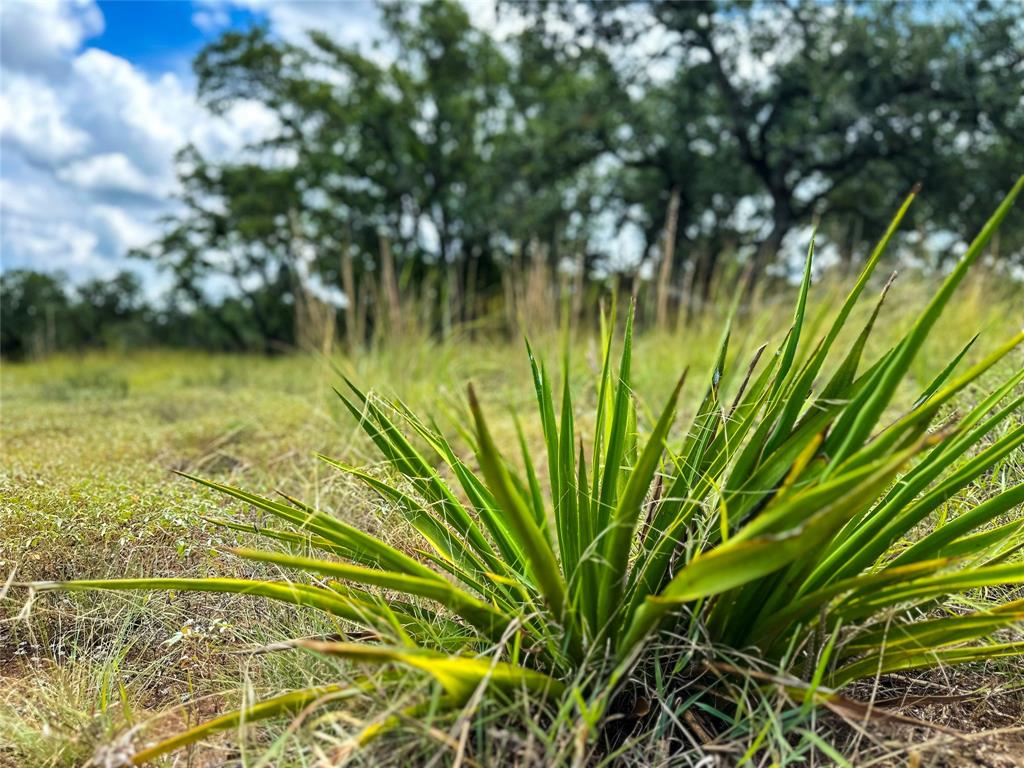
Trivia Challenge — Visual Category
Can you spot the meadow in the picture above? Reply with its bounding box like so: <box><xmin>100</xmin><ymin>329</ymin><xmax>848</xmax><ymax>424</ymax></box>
<box><xmin>2</xmin><ymin>270</ymin><xmax>1024</xmax><ymax>767</ymax></box>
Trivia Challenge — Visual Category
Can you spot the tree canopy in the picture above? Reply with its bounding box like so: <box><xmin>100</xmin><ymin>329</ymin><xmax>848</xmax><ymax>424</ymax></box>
<box><xmin>5</xmin><ymin>0</ymin><xmax>1022</xmax><ymax>357</ymax></box>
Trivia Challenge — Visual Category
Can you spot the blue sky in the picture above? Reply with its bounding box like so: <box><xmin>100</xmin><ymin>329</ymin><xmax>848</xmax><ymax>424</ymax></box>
<box><xmin>0</xmin><ymin>0</ymin><xmax>384</xmax><ymax>287</ymax></box>
<box><xmin>91</xmin><ymin>1</ymin><xmax>262</xmax><ymax>75</ymax></box>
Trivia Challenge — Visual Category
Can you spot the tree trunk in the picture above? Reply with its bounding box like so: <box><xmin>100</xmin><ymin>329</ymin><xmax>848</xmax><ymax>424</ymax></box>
<box><xmin>464</xmin><ymin>246</ymin><xmax>480</xmax><ymax>329</ymax></box>
<box><xmin>842</xmin><ymin>216</ymin><xmax>863</xmax><ymax>277</ymax></box>
<box><xmin>572</xmin><ymin>246</ymin><xmax>586</xmax><ymax>328</ymax></box>
<box><xmin>378</xmin><ymin>233</ymin><xmax>402</xmax><ymax>335</ymax></box>
<box><xmin>340</xmin><ymin>240</ymin><xmax>360</xmax><ymax>350</ymax></box>
<box><xmin>655</xmin><ymin>187</ymin><xmax>682</xmax><ymax>330</ymax></box>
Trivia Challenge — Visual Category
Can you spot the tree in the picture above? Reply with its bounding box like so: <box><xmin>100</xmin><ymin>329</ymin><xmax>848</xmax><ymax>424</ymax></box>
<box><xmin>0</xmin><ymin>270</ymin><xmax>153</xmax><ymax>357</ymax></box>
<box><xmin>0</xmin><ymin>271</ymin><xmax>71</xmax><ymax>359</ymax></box>
<box><xmin>121</xmin><ymin>0</ymin><xmax>1022</xmax><ymax>351</ymax></box>
<box><xmin>133</xmin><ymin>147</ymin><xmax>306</xmax><ymax>352</ymax></box>
<box><xmin>526</xmin><ymin>0</ymin><xmax>1024</xmax><ymax>277</ymax></box>
<box><xmin>188</xmin><ymin>3</ymin><xmax>517</xmax><ymax>335</ymax></box>
<box><xmin>73</xmin><ymin>272</ymin><xmax>148</xmax><ymax>347</ymax></box>
<box><xmin>612</xmin><ymin>69</ymin><xmax>757</xmax><ymax>302</ymax></box>
<box><xmin>141</xmin><ymin>0</ymin><xmax>625</xmax><ymax>340</ymax></box>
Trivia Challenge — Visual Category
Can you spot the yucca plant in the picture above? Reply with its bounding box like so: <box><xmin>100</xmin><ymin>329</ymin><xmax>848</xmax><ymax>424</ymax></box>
<box><xmin>36</xmin><ymin>177</ymin><xmax>1024</xmax><ymax>763</ymax></box>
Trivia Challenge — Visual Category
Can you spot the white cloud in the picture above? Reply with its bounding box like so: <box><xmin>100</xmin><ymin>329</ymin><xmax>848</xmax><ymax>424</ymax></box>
<box><xmin>192</xmin><ymin>6</ymin><xmax>231</xmax><ymax>35</ymax></box>
<box><xmin>0</xmin><ymin>0</ymin><xmax>102</xmax><ymax>76</ymax></box>
<box><xmin>0</xmin><ymin>75</ymin><xmax>90</xmax><ymax>163</ymax></box>
<box><xmin>58</xmin><ymin>152</ymin><xmax>155</xmax><ymax>196</ymax></box>
<box><xmin>0</xmin><ymin>1</ymin><xmax>279</xmax><ymax>286</ymax></box>
<box><xmin>2</xmin><ymin>211</ymin><xmax>101</xmax><ymax>273</ymax></box>
<box><xmin>92</xmin><ymin>204</ymin><xmax>160</xmax><ymax>255</ymax></box>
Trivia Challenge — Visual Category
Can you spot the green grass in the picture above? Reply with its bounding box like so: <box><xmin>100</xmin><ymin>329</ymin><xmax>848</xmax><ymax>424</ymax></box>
<box><xmin>2</xmin><ymin>265</ymin><xmax>1023</xmax><ymax>766</ymax></box>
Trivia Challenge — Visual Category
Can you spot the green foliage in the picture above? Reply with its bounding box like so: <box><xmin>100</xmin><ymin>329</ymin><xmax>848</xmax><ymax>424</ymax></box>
<box><xmin>134</xmin><ymin>0</ymin><xmax>622</xmax><ymax>342</ymax></box>
<box><xmin>35</xmin><ymin>179</ymin><xmax>1024</xmax><ymax>761</ymax></box>
<box><xmin>0</xmin><ymin>270</ymin><xmax>71</xmax><ymax>359</ymax></box>
<box><xmin>0</xmin><ymin>266</ymin><xmax>292</xmax><ymax>359</ymax></box>
<box><xmin>124</xmin><ymin>0</ymin><xmax>1024</xmax><ymax>348</ymax></box>
<box><xmin>0</xmin><ymin>269</ymin><xmax>154</xmax><ymax>359</ymax></box>
<box><xmin>9</xmin><ymin>1</ymin><xmax>1022</xmax><ymax>358</ymax></box>
<box><xmin>551</xmin><ymin>0</ymin><xmax>1024</xmax><ymax>268</ymax></box>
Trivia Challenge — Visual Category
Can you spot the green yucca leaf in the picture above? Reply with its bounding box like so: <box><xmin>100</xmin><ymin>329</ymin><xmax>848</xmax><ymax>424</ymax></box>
<box><xmin>591</xmin><ymin>298</ymin><xmax>616</xmax><ymax>493</ymax></box>
<box><xmin>841</xmin><ymin>603</ymin><xmax>1024</xmax><ymax>658</ymax></box>
<box><xmin>846</xmin><ymin>329</ymin><xmax>1024</xmax><ymax>470</ymax></box>
<box><xmin>811</xmin><ymin>273</ymin><xmax>896</xmax><ymax>407</ymax></box>
<box><xmin>747</xmin><ymin>559</ymin><xmax>954</xmax><ymax>649</ymax></box>
<box><xmin>831</xmin><ymin>640</ymin><xmax>1024</xmax><ymax>688</ymax></box>
<box><xmin>33</xmin><ymin>578</ymin><xmax>395</xmax><ymax>629</ymax></box>
<box><xmin>203</xmin><ymin>516</ymin><xmax>355</xmax><ymax>560</ymax></box>
<box><xmin>620</xmin><ymin>437</ymin><xmax>927</xmax><ymax>656</ymax></box>
<box><xmin>629</xmin><ymin>282</ymin><xmax>893</xmax><ymax>619</ymax></box>
<box><xmin>557</xmin><ymin>355</ymin><xmax>581</xmax><ymax>583</ymax></box>
<box><xmin>525</xmin><ymin>341</ymin><xmax>565</xmax><ymax>552</ymax></box>
<box><xmin>598</xmin><ymin>373</ymin><xmax>684</xmax><ymax>632</ymax></box>
<box><xmin>179</xmin><ymin>472</ymin><xmax>432</xmax><ymax>579</ymax></box>
<box><xmin>766</xmin><ymin>234</ymin><xmax>814</xmax><ymax>407</ymax></box>
<box><xmin>514</xmin><ymin>414</ymin><xmax>548</xmax><ymax>530</ymax></box>
<box><xmin>679</xmin><ymin>305</ymin><xmax>734</xmax><ymax>488</ymax></box>
<box><xmin>299</xmin><ymin>641</ymin><xmax>565</xmax><ymax>702</ymax></box>
<box><xmin>395</xmin><ymin>407</ymin><xmax>529</xmax><ymax>576</ymax></box>
<box><xmin>227</xmin><ymin>547</ymin><xmax>511</xmax><ymax>638</ymax></box>
<box><xmin>572</xmin><ymin>437</ymin><xmax>591</xmax><ymax>595</ymax></box>
<box><xmin>809</xmin><ymin>403</ymin><xmax>1024</xmax><ymax>592</ymax></box>
<box><xmin>873</xmin><ymin>378</ymin><xmax>1024</xmax><ymax>529</ymax></box>
<box><xmin>825</xmin><ymin>173</ymin><xmax>1024</xmax><ymax>472</ymax></box>
<box><xmin>595</xmin><ymin>304</ymin><xmax>635</xmax><ymax>537</ymax></box>
<box><xmin>736</xmin><ymin>446</ymin><xmax>926</xmax><ymax>542</ymax></box>
<box><xmin>800</xmin><ymin>340</ymin><xmax>1024</xmax><ymax>593</ymax></box>
<box><xmin>912</xmin><ymin>332</ymin><xmax>979</xmax><ymax>409</ymax></box>
<box><xmin>706</xmin><ymin>441</ymin><xmax>935</xmax><ymax>644</ymax></box>
<box><xmin>890</xmin><ymin>482</ymin><xmax>1024</xmax><ymax>568</ymax></box>
<box><xmin>937</xmin><ymin>519</ymin><xmax>1024</xmax><ymax>561</ymax></box>
<box><xmin>130</xmin><ymin>684</ymin><xmax>351</xmax><ymax>765</ymax></box>
<box><xmin>315</xmin><ymin>454</ymin><xmax>498</xmax><ymax>583</ymax></box>
<box><xmin>764</xmin><ymin>187</ymin><xmax>919</xmax><ymax>454</ymax></box>
<box><xmin>721</xmin><ymin>344</ymin><xmax>892</xmax><ymax>529</ymax></box>
<box><xmin>629</xmin><ymin>320</ymin><xmax>737</xmax><ymax>605</ymax></box>
<box><xmin>839</xmin><ymin>562</ymin><xmax>1024</xmax><ymax>620</ymax></box>
<box><xmin>334</xmin><ymin>385</ymin><xmax>507</xmax><ymax>574</ymax></box>
<box><xmin>468</xmin><ymin>385</ymin><xmax>569</xmax><ymax>627</ymax></box>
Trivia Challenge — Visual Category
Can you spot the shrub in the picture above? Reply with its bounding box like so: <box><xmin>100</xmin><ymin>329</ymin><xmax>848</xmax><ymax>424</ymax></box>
<box><xmin>36</xmin><ymin>177</ymin><xmax>1024</xmax><ymax>763</ymax></box>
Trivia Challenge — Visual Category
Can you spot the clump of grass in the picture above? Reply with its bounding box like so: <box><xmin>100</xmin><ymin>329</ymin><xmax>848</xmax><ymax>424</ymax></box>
<box><xmin>33</xmin><ymin>177</ymin><xmax>1024</xmax><ymax>763</ymax></box>
<box><xmin>40</xmin><ymin>368</ymin><xmax>130</xmax><ymax>402</ymax></box>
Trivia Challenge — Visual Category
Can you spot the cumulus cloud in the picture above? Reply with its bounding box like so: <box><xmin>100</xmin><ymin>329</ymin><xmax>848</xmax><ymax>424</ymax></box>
<box><xmin>0</xmin><ymin>0</ymin><xmax>102</xmax><ymax>76</ymax></box>
<box><xmin>58</xmin><ymin>152</ymin><xmax>155</xmax><ymax>196</ymax></box>
<box><xmin>0</xmin><ymin>74</ymin><xmax>89</xmax><ymax>163</ymax></box>
<box><xmin>0</xmin><ymin>1</ymin><xmax>279</xmax><ymax>284</ymax></box>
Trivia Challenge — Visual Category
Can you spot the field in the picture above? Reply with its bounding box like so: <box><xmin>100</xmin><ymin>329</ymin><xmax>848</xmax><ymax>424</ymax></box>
<box><xmin>2</xmin><ymin>276</ymin><xmax>1024</xmax><ymax>767</ymax></box>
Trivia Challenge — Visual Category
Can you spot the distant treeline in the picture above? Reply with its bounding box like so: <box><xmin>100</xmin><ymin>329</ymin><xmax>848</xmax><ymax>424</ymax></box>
<box><xmin>0</xmin><ymin>269</ymin><xmax>301</xmax><ymax>359</ymax></box>
<box><xmin>0</xmin><ymin>259</ymin><xmax>727</xmax><ymax>358</ymax></box>
<box><xmin>3</xmin><ymin>0</ymin><xmax>1023</xmax><ymax>358</ymax></box>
